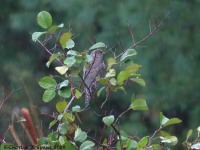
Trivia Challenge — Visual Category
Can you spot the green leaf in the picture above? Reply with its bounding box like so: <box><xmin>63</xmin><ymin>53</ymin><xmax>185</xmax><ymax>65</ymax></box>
<box><xmin>75</xmin><ymin>56</ymin><xmax>83</xmax><ymax>64</ymax></box>
<box><xmin>1</xmin><ymin>143</ymin><xmax>16</xmax><ymax>150</ymax></box>
<box><xmin>37</xmin><ymin>137</ymin><xmax>48</xmax><ymax>146</ymax></box>
<box><xmin>102</xmin><ymin>139</ymin><xmax>108</xmax><ymax>146</ymax></box>
<box><xmin>57</xmin><ymin>114</ymin><xmax>63</xmax><ymax>121</ymax></box>
<box><xmin>186</xmin><ymin>129</ymin><xmax>193</xmax><ymax>140</ymax></box>
<box><xmin>37</xmin><ymin>11</ymin><xmax>52</xmax><ymax>29</ymax></box>
<box><xmin>160</xmin><ymin>112</ymin><xmax>182</xmax><ymax>127</ymax></box>
<box><xmin>49</xmin><ymin>120</ymin><xmax>58</xmax><ymax>129</ymax></box>
<box><xmin>120</xmin><ymin>130</ymin><xmax>129</xmax><ymax>141</ymax></box>
<box><xmin>55</xmin><ymin>66</ymin><xmax>68</xmax><ymax>75</ymax></box>
<box><xmin>99</xmin><ymin>78</ymin><xmax>107</xmax><ymax>85</ymax></box>
<box><xmin>48</xmin><ymin>23</ymin><xmax>64</xmax><ymax>33</ymax></box>
<box><xmin>85</xmin><ymin>54</ymin><xmax>93</xmax><ymax>62</ymax></box>
<box><xmin>114</xmin><ymin>86</ymin><xmax>126</xmax><ymax>94</ymax></box>
<box><xmin>130</xmin><ymin>98</ymin><xmax>148</xmax><ymax>110</ymax></box>
<box><xmin>63</xmin><ymin>112</ymin><xmax>75</xmax><ymax>123</ymax></box>
<box><xmin>59</xmin><ymin>80</ymin><xmax>69</xmax><ymax>89</ymax></box>
<box><xmin>66</xmin><ymin>39</ymin><xmax>75</xmax><ymax>49</ymax></box>
<box><xmin>60</xmin><ymin>32</ymin><xmax>72</xmax><ymax>49</ymax></box>
<box><xmin>159</xmin><ymin>130</ymin><xmax>172</xmax><ymax>137</ymax></box>
<box><xmin>32</xmin><ymin>32</ymin><xmax>46</xmax><ymax>42</ymax></box>
<box><xmin>67</xmin><ymin>50</ymin><xmax>78</xmax><ymax>56</ymax></box>
<box><xmin>74</xmin><ymin>128</ymin><xmax>87</xmax><ymax>142</ymax></box>
<box><xmin>39</xmin><ymin>76</ymin><xmax>57</xmax><ymax>89</ymax></box>
<box><xmin>80</xmin><ymin>140</ymin><xmax>95</xmax><ymax>150</ymax></box>
<box><xmin>46</xmin><ymin>53</ymin><xmax>61</xmax><ymax>67</ymax></box>
<box><xmin>137</xmin><ymin>136</ymin><xmax>149</xmax><ymax>148</ymax></box>
<box><xmin>58</xmin><ymin>23</ymin><xmax>64</xmax><ymax>28</ymax></box>
<box><xmin>164</xmin><ymin>118</ymin><xmax>182</xmax><ymax>127</ymax></box>
<box><xmin>59</xmin><ymin>135</ymin><xmax>67</xmax><ymax>145</ymax></box>
<box><xmin>43</xmin><ymin>89</ymin><xmax>56</xmax><ymax>102</ymax></box>
<box><xmin>47</xmin><ymin>132</ymin><xmax>59</xmax><ymax>143</ymax></box>
<box><xmin>117</xmin><ymin>71</ymin><xmax>131</xmax><ymax>85</ymax></box>
<box><xmin>116</xmin><ymin>141</ymin><xmax>121</xmax><ymax>150</ymax></box>
<box><xmin>120</xmin><ymin>49</ymin><xmax>137</xmax><ymax>61</ymax></box>
<box><xmin>102</xmin><ymin>115</ymin><xmax>115</xmax><ymax>126</ymax></box>
<box><xmin>72</xmin><ymin>105</ymin><xmax>81</xmax><ymax>112</ymax></box>
<box><xmin>106</xmin><ymin>69</ymin><xmax>116</xmax><ymax>78</ymax></box>
<box><xmin>130</xmin><ymin>78</ymin><xmax>146</xmax><ymax>87</ymax></box>
<box><xmin>107</xmin><ymin>58</ymin><xmax>116</xmax><ymax>70</ymax></box>
<box><xmin>160</xmin><ymin>112</ymin><xmax>169</xmax><ymax>126</ymax></box>
<box><xmin>64</xmin><ymin>56</ymin><xmax>76</xmax><ymax>67</ymax></box>
<box><xmin>89</xmin><ymin>42</ymin><xmax>106</xmax><ymax>50</ymax></box>
<box><xmin>58</xmin><ymin>87</ymin><xmax>71</xmax><ymax>98</ymax></box>
<box><xmin>75</xmin><ymin>89</ymin><xmax>82</xmax><ymax>99</ymax></box>
<box><xmin>97</xmin><ymin>86</ymin><xmax>105</xmax><ymax>97</ymax></box>
<box><xmin>56</xmin><ymin>101</ymin><xmax>67</xmax><ymax>113</ymax></box>
<box><xmin>58</xmin><ymin>123</ymin><xmax>68</xmax><ymax>135</ymax></box>
<box><xmin>160</xmin><ymin>136</ymin><xmax>178</xmax><ymax>145</ymax></box>
<box><xmin>126</xmin><ymin>63</ymin><xmax>141</xmax><ymax>74</ymax></box>
<box><xmin>63</xmin><ymin>141</ymin><xmax>77</xmax><ymax>150</ymax></box>
<box><xmin>124</xmin><ymin>59</ymin><xmax>133</xmax><ymax>65</ymax></box>
<box><xmin>151</xmin><ymin>144</ymin><xmax>161</xmax><ymax>149</ymax></box>
<box><xmin>110</xmin><ymin>78</ymin><xmax>117</xmax><ymax>86</ymax></box>
<box><xmin>126</xmin><ymin>139</ymin><xmax>137</xmax><ymax>149</ymax></box>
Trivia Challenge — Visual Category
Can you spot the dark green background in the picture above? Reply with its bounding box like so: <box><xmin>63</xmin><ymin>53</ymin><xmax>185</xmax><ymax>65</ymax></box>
<box><xmin>0</xmin><ymin>0</ymin><xmax>200</xmax><ymax>149</ymax></box>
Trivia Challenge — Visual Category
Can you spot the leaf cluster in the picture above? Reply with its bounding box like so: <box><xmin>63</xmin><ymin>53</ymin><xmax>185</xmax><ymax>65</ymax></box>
<box><xmin>3</xmin><ymin>11</ymin><xmax>195</xmax><ymax>150</ymax></box>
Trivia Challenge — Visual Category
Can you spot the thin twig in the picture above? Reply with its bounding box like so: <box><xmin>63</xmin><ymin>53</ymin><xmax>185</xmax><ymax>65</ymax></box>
<box><xmin>128</xmin><ymin>24</ymin><xmax>135</xmax><ymax>44</ymax></box>
<box><xmin>36</xmin><ymin>39</ymin><xmax>53</xmax><ymax>55</ymax></box>
<box><xmin>116</xmin><ymin>11</ymin><xmax>170</xmax><ymax>59</ymax></box>
<box><xmin>101</xmin><ymin>87</ymin><xmax>110</xmax><ymax>109</ymax></box>
<box><xmin>129</xmin><ymin>12</ymin><xmax>169</xmax><ymax>50</ymax></box>
<box><xmin>42</xmin><ymin>34</ymin><xmax>53</xmax><ymax>45</ymax></box>
<box><xmin>114</xmin><ymin>107</ymin><xmax>131</xmax><ymax>125</ymax></box>
<box><xmin>115</xmin><ymin>26</ymin><xmax>124</xmax><ymax>51</ymax></box>
<box><xmin>9</xmin><ymin>125</ymin><xmax>24</xmax><ymax>148</ymax></box>
<box><xmin>111</xmin><ymin>124</ymin><xmax>123</xmax><ymax>149</ymax></box>
<box><xmin>148</xmin><ymin>125</ymin><xmax>162</xmax><ymax>146</ymax></box>
<box><xmin>0</xmin><ymin>90</ymin><xmax>13</xmax><ymax>109</ymax></box>
<box><xmin>149</xmin><ymin>19</ymin><xmax>152</xmax><ymax>33</ymax></box>
<box><xmin>64</xmin><ymin>96</ymin><xmax>75</xmax><ymax>113</ymax></box>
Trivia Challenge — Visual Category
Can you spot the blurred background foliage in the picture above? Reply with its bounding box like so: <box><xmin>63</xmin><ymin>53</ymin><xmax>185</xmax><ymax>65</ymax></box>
<box><xmin>0</xmin><ymin>0</ymin><xmax>200</xmax><ymax>148</ymax></box>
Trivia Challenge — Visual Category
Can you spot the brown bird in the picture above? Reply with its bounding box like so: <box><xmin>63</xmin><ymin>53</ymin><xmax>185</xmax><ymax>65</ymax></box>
<box><xmin>83</xmin><ymin>49</ymin><xmax>105</xmax><ymax>107</ymax></box>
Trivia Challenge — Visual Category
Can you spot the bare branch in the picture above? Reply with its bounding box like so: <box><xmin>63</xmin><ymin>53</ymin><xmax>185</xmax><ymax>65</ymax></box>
<box><xmin>64</xmin><ymin>96</ymin><xmax>75</xmax><ymax>113</ymax></box>
<box><xmin>128</xmin><ymin>24</ymin><xmax>135</xmax><ymax>44</ymax></box>
<box><xmin>0</xmin><ymin>90</ymin><xmax>13</xmax><ymax>109</ymax></box>
<box><xmin>148</xmin><ymin>125</ymin><xmax>162</xmax><ymax>146</ymax></box>
<box><xmin>101</xmin><ymin>87</ymin><xmax>110</xmax><ymax>109</ymax></box>
<box><xmin>149</xmin><ymin>19</ymin><xmax>152</xmax><ymax>33</ymax></box>
<box><xmin>116</xmin><ymin>11</ymin><xmax>170</xmax><ymax>59</ymax></box>
<box><xmin>36</xmin><ymin>39</ymin><xmax>53</xmax><ymax>55</ymax></box>
<box><xmin>114</xmin><ymin>107</ymin><xmax>131</xmax><ymax>125</ymax></box>
<box><xmin>115</xmin><ymin>26</ymin><xmax>124</xmax><ymax>51</ymax></box>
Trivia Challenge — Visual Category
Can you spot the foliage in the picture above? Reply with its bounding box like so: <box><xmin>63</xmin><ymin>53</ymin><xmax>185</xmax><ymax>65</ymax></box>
<box><xmin>1</xmin><ymin>11</ymin><xmax>185</xmax><ymax>150</ymax></box>
<box><xmin>182</xmin><ymin>126</ymin><xmax>200</xmax><ymax>150</ymax></box>
<box><xmin>1</xmin><ymin>1</ymin><xmax>200</xmax><ymax>150</ymax></box>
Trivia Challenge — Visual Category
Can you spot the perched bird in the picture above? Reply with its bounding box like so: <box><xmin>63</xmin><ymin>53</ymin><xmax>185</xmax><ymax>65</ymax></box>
<box><xmin>83</xmin><ymin>49</ymin><xmax>105</xmax><ymax>107</ymax></box>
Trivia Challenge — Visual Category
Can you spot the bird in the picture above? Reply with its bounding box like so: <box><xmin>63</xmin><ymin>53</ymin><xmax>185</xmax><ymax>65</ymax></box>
<box><xmin>83</xmin><ymin>49</ymin><xmax>105</xmax><ymax>107</ymax></box>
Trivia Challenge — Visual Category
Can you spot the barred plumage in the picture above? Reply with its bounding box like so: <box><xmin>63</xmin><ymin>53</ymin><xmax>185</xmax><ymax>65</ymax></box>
<box><xmin>83</xmin><ymin>49</ymin><xmax>105</xmax><ymax>107</ymax></box>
